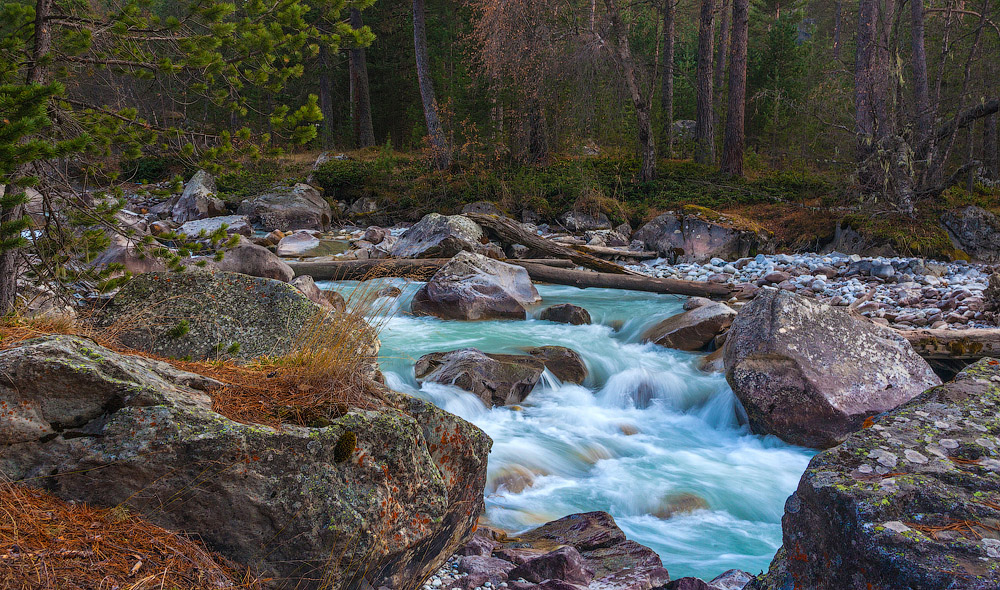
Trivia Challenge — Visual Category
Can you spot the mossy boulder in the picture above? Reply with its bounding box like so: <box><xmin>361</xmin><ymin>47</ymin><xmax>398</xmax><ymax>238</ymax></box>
<box><xmin>750</xmin><ymin>358</ymin><xmax>1000</xmax><ymax>590</ymax></box>
<box><xmin>0</xmin><ymin>335</ymin><xmax>491</xmax><ymax>590</ymax></box>
<box><xmin>634</xmin><ymin>208</ymin><xmax>773</xmax><ymax>263</ymax></box>
<box><xmin>97</xmin><ymin>271</ymin><xmax>324</xmax><ymax>360</ymax></box>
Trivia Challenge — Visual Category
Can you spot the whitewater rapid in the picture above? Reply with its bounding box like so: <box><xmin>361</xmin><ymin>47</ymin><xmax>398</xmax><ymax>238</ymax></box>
<box><xmin>319</xmin><ymin>279</ymin><xmax>813</xmax><ymax>580</ymax></box>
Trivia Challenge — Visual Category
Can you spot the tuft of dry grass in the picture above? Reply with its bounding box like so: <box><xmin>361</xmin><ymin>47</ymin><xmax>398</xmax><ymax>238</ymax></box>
<box><xmin>0</xmin><ymin>481</ymin><xmax>263</xmax><ymax>590</ymax></box>
<box><xmin>1</xmin><ymin>274</ymin><xmax>401</xmax><ymax>428</ymax></box>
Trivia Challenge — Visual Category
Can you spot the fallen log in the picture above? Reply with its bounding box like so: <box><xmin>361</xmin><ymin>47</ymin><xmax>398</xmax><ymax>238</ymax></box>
<box><xmin>574</xmin><ymin>245</ymin><xmax>659</xmax><ymax>259</ymax></box>
<box><xmin>517</xmin><ymin>262</ymin><xmax>736</xmax><ymax>298</ymax></box>
<box><xmin>287</xmin><ymin>258</ymin><xmax>574</xmax><ymax>281</ymax></box>
<box><xmin>464</xmin><ymin>212</ymin><xmax>639</xmax><ymax>275</ymax></box>
<box><xmin>287</xmin><ymin>257</ymin><xmax>733</xmax><ymax>298</ymax></box>
<box><xmin>898</xmin><ymin>328</ymin><xmax>1000</xmax><ymax>361</ymax></box>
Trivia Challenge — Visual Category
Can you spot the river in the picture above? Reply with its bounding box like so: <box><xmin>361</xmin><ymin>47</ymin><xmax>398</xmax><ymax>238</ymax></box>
<box><xmin>319</xmin><ymin>279</ymin><xmax>813</xmax><ymax>580</ymax></box>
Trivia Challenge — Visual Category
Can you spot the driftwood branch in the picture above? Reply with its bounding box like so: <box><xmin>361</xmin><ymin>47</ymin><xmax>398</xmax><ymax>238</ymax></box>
<box><xmin>464</xmin><ymin>213</ymin><xmax>640</xmax><ymax>275</ymax></box>
<box><xmin>286</xmin><ymin>258</ymin><xmax>574</xmax><ymax>281</ymax></box>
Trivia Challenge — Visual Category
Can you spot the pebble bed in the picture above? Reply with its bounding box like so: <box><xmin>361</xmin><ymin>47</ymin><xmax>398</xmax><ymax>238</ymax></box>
<box><xmin>627</xmin><ymin>252</ymin><xmax>997</xmax><ymax>330</ymax></box>
<box><xmin>423</xmin><ymin>556</ymin><xmax>523</xmax><ymax>590</ymax></box>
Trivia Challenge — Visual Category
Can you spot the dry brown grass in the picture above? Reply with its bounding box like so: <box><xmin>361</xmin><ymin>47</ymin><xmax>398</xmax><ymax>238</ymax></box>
<box><xmin>0</xmin><ymin>481</ymin><xmax>263</xmax><ymax>590</ymax></box>
<box><xmin>0</xmin><ymin>276</ymin><xmax>399</xmax><ymax>428</ymax></box>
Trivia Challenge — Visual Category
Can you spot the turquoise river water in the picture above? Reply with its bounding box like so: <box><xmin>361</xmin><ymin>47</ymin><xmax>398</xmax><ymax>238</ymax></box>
<box><xmin>318</xmin><ymin>279</ymin><xmax>814</xmax><ymax>580</ymax></box>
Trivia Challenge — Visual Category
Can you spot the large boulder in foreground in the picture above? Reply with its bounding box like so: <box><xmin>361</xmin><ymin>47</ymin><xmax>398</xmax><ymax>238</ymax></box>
<box><xmin>633</xmin><ymin>208</ymin><xmax>773</xmax><ymax>263</ymax></box>
<box><xmin>171</xmin><ymin>170</ymin><xmax>227</xmax><ymax>224</ymax></box>
<box><xmin>724</xmin><ymin>289</ymin><xmax>940</xmax><ymax>448</ymax></box>
<box><xmin>237</xmin><ymin>183</ymin><xmax>332</xmax><ymax>231</ymax></box>
<box><xmin>750</xmin><ymin>359</ymin><xmax>1000</xmax><ymax>590</ymax></box>
<box><xmin>98</xmin><ymin>271</ymin><xmax>323</xmax><ymax>360</ymax></box>
<box><xmin>411</xmin><ymin>252</ymin><xmax>541</xmax><ymax>320</ymax></box>
<box><xmin>414</xmin><ymin>348</ymin><xmax>544</xmax><ymax>407</ymax></box>
<box><xmin>389</xmin><ymin>213</ymin><xmax>489</xmax><ymax>259</ymax></box>
<box><xmin>941</xmin><ymin>205</ymin><xmax>1000</xmax><ymax>262</ymax></box>
<box><xmin>0</xmin><ymin>335</ymin><xmax>491</xmax><ymax>590</ymax></box>
<box><xmin>642</xmin><ymin>301</ymin><xmax>735</xmax><ymax>351</ymax></box>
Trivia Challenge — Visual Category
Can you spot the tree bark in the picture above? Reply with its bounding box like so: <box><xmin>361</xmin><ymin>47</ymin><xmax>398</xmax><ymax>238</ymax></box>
<box><xmin>0</xmin><ymin>198</ymin><xmax>22</xmax><ymax>316</ymax></box>
<box><xmin>349</xmin><ymin>9</ymin><xmax>376</xmax><ymax>148</ymax></box>
<box><xmin>910</xmin><ymin>0</ymin><xmax>931</xmax><ymax>146</ymax></box>
<box><xmin>661</xmin><ymin>0</ymin><xmax>676</xmax><ymax>152</ymax></box>
<box><xmin>412</xmin><ymin>0</ymin><xmax>450</xmax><ymax>169</ymax></box>
<box><xmin>854</xmin><ymin>0</ymin><xmax>891</xmax><ymax>195</ymax></box>
<box><xmin>28</xmin><ymin>0</ymin><xmax>52</xmax><ymax>84</ymax></box>
<box><xmin>721</xmin><ymin>0</ymin><xmax>749</xmax><ymax>177</ymax></box>
<box><xmin>695</xmin><ymin>0</ymin><xmax>716</xmax><ymax>165</ymax></box>
<box><xmin>714</xmin><ymin>0</ymin><xmax>731</xmax><ymax>122</ymax></box>
<box><xmin>603</xmin><ymin>0</ymin><xmax>657</xmax><ymax>182</ymax></box>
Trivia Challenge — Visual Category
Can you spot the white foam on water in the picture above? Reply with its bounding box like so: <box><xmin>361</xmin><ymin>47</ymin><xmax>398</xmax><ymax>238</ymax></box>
<box><xmin>319</xmin><ymin>279</ymin><xmax>814</xmax><ymax>580</ymax></box>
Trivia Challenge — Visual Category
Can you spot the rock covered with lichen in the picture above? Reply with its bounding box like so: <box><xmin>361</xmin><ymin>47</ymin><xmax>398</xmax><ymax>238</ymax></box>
<box><xmin>0</xmin><ymin>335</ymin><xmax>491</xmax><ymax>590</ymax></box>
<box><xmin>749</xmin><ymin>357</ymin><xmax>1000</xmax><ymax>590</ymax></box>
<box><xmin>724</xmin><ymin>288</ymin><xmax>941</xmax><ymax>448</ymax></box>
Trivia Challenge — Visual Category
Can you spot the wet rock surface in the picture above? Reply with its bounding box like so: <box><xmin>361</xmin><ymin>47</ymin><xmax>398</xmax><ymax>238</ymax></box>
<box><xmin>642</xmin><ymin>301</ymin><xmax>735</xmax><ymax>352</ymax></box>
<box><xmin>426</xmin><ymin>512</ymin><xmax>670</xmax><ymax>590</ymax></box>
<box><xmin>750</xmin><ymin>358</ymin><xmax>1000</xmax><ymax>590</ymax></box>
<box><xmin>539</xmin><ymin>304</ymin><xmax>592</xmax><ymax>326</ymax></box>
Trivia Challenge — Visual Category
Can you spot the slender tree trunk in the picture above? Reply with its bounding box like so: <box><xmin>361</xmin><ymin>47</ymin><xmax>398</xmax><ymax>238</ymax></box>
<box><xmin>714</xmin><ymin>0</ymin><xmax>731</xmax><ymax>106</ymax></box>
<box><xmin>855</xmin><ymin>0</ymin><xmax>889</xmax><ymax>193</ymax></box>
<box><xmin>721</xmin><ymin>0</ymin><xmax>749</xmax><ymax>177</ymax></box>
<box><xmin>603</xmin><ymin>0</ymin><xmax>656</xmax><ymax>181</ymax></box>
<box><xmin>833</xmin><ymin>0</ymin><xmax>843</xmax><ymax>60</ymax></box>
<box><xmin>349</xmin><ymin>9</ymin><xmax>376</xmax><ymax>148</ymax></box>
<box><xmin>28</xmin><ymin>0</ymin><xmax>52</xmax><ymax>84</ymax></box>
<box><xmin>985</xmin><ymin>112</ymin><xmax>999</xmax><ymax>180</ymax></box>
<box><xmin>661</xmin><ymin>0</ymin><xmax>676</xmax><ymax>152</ymax></box>
<box><xmin>526</xmin><ymin>97</ymin><xmax>548</xmax><ymax>163</ymax></box>
<box><xmin>911</xmin><ymin>0</ymin><xmax>931</xmax><ymax>146</ymax></box>
<box><xmin>318</xmin><ymin>46</ymin><xmax>334</xmax><ymax>147</ymax></box>
<box><xmin>412</xmin><ymin>0</ymin><xmax>450</xmax><ymax>169</ymax></box>
<box><xmin>695</xmin><ymin>0</ymin><xmax>716</xmax><ymax>165</ymax></box>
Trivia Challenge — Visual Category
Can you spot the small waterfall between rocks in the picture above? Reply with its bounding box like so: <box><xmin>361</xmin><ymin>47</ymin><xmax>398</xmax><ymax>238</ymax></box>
<box><xmin>320</xmin><ymin>280</ymin><xmax>814</xmax><ymax>580</ymax></box>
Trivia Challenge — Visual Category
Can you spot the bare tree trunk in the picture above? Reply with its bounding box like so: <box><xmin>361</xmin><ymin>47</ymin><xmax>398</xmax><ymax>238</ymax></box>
<box><xmin>603</xmin><ymin>0</ymin><xmax>657</xmax><ymax>181</ymax></box>
<box><xmin>985</xmin><ymin>112</ymin><xmax>999</xmax><ymax>180</ymax></box>
<box><xmin>349</xmin><ymin>9</ymin><xmax>376</xmax><ymax>148</ymax></box>
<box><xmin>721</xmin><ymin>0</ymin><xmax>749</xmax><ymax>177</ymax></box>
<box><xmin>526</xmin><ymin>97</ymin><xmax>548</xmax><ymax>163</ymax></box>
<box><xmin>661</xmin><ymin>0</ymin><xmax>676</xmax><ymax>152</ymax></box>
<box><xmin>911</xmin><ymin>0</ymin><xmax>931</xmax><ymax>146</ymax></box>
<box><xmin>695</xmin><ymin>0</ymin><xmax>716</xmax><ymax>165</ymax></box>
<box><xmin>412</xmin><ymin>0</ymin><xmax>450</xmax><ymax>169</ymax></box>
<box><xmin>714</xmin><ymin>0</ymin><xmax>731</xmax><ymax>126</ymax></box>
<box><xmin>833</xmin><ymin>0</ymin><xmax>843</xmax><ymax>61</ymax></box>
<box><xmin>855</xmin><ymin>0</ymin><xmax>890</xmax><ymax>194</ymax></box>
<box><xmin>28</xmin><ymin>0</ymin><xmax>52</xmax><ymax>84</ymax></box>
<box><xmin>318</xmin><ymin>46</ymin><xmax>334</xmax><ymax>147</ymax></box>
<box><xmin>0</xmin><ymin>198</ymin><xmax>22</xmax><ymax>316</ymax></box>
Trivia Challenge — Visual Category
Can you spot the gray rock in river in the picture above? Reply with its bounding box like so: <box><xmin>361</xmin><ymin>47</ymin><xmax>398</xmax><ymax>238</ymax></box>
<box><xmin>525</xmin><ymin>345</ymin><xmax>587</xmax><ymax>384</ymax></box>
<box><xmin>642</xmin><ymin>301</ymin><xmax>736</xmax><ymax>352</ymax></box>
<box><xmin>0</xmin><ymin>335</ymin><xmax>491</xmax><ymax>590</ymax></box>
<box><xmin>171</xmin><ymin>169</ymin><xmax>226</xmax><ymax>224</ymax></box>
<box><xmin>202</xmin><ymin>235</ymin><xmax>294</xmax><ymax>282</ymax></box>
<box><xmin>723</xmin><ymin>289</ymin><xmax>940</xmax><ymax>448</ymax></box>
<box><xmin>415</xmin><ymin>348</ymin><xmax>545</xmax><ymax>406</ymax></box>
<box><xmin>411</xmin><ymin>251</ymin><xmax>541</xmax><ymax>320</ymax></box>
<box><xmin>176</xmin><ymin>214</ymin><xmax>252</xmax><ymax>238</ymax></box>
<box><xmin>390</xmin><ymin>213</ymin><xmax>490</xmax><ymax>259</ymax></box>
<box><xmin>749</xmin><ymin>358</ymin><xmax>1000</xmax><ymax>590</ymax></box>
<box><xmin>539</xmin><ymin>303</ymin><xmax>592</xmax><ymax>325</ymax></box>
<box><xmin>237</xmin><ymin>183</ymin><xmax>332</xmax><ymax>231</ymax></box>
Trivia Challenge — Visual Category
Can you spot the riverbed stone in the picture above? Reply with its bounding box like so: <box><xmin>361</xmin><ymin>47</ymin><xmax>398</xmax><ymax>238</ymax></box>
<box><xmin>509</xmin><ymin>547</ymin><xmax>593</xmax><ymax>585</ymax></box>
<box><xmin>749</xmin><ymin>358</ymin><xmax>1000</xmax><ymax>590</ymax></box>
<box><xmin>411</xmin><ymin>252</ymin><xmax>541</xmax><ymax>321</ymax></box>
<box><xmin>204</xmin><ymin>235</ymin><xmax>294</xmax><ymax>282</ymax></box>
<box><xmin>391</xmin><ymin>213</ymin><xmax>489</xmax><ymax>259</ymax></box>
<box><xmin>539</xmin><ymin>304</ymin><xmax>592</xmax><ymax>325</ymax></box>
<box><xmin>723</xmin><ymin>289</ymin><xmax>940</xmax><ymax>448</ymax></box>
<box><xmin>97</xmin><ymin>270</ymin><xmax>326</xmax><ymax>360</ymax></box>
<box><xmin>237</xmin><ymin>183</ymin><xmax>332</xmax><ymax>231</ymax></box>
<box><xmin>642</xmin><ymin>302</ymin><xmax>736</xmax><ymax>352</ymax></box>
<box><xmin>414</xmin><ymin>348</ymin><xmax>544</xmax><ymax>407</ymax></box>
<box><xmin>0</xmin><ymin>335</ymin><xmax>491</xmax><ymax>590</ymax></box>
<box><xmin>176</xmin><ymin>215</ymin><xmax>252</xmax><ymax>238</ymax></box>
<box><xmin>275</xmin><ymin>230</ymin><xmax>321</xmax><ymax>256</ymax></box>
<box><xmin>525</xmin><ymin>346</ymin><xmax>588</xmax><ymax>384</ymax></box>
<box><xmin>171</xmin><ymin>170</ymin><xmax>226</xmax><ymax>224</ymax></box>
